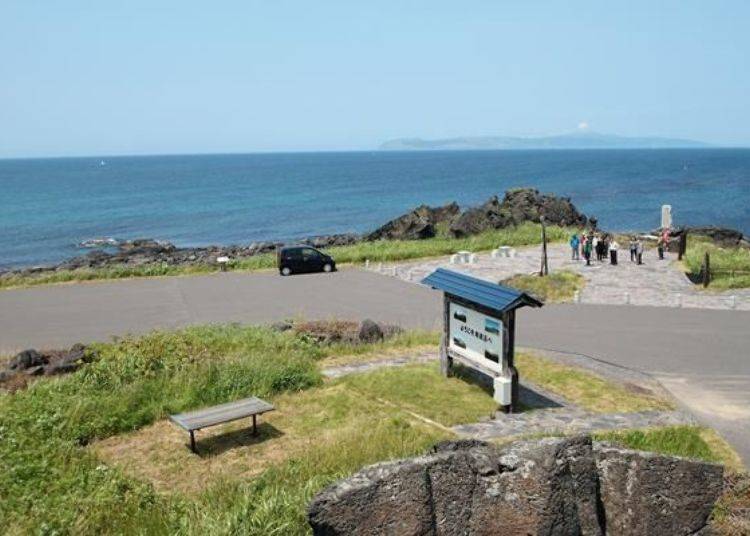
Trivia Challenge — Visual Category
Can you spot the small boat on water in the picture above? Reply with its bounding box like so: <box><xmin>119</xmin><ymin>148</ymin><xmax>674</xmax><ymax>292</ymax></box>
<box><xmin>99</xmin><ymin>160</ymin><xmax>106</xmax><ymax>166</ymax></box>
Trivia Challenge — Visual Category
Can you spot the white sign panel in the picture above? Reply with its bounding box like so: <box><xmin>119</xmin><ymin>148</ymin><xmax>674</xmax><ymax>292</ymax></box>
<box><xmin>448</xmin><ymin>301</ymin><xmax>503</xmax><ymax>375</ymax></box>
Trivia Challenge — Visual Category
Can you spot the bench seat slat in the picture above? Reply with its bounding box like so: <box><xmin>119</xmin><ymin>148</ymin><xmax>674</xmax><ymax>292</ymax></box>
<box><xmin>169</xmin><ymin>397</ymin><xmax>275</xmax><ymax>431</ymax></box>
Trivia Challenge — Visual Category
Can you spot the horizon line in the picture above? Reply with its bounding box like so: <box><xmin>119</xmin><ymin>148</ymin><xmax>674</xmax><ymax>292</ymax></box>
<box><xmin>2</xmin><ymin>144</ymin><xmax>748</xmax><ymax>162</ymax></box>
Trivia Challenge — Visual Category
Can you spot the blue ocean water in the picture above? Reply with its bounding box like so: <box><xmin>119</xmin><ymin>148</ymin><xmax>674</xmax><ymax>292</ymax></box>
<box><xmin>1</xmin><ymin>149</ymin><xmax>748</xmax><ymax>269</ymax></box>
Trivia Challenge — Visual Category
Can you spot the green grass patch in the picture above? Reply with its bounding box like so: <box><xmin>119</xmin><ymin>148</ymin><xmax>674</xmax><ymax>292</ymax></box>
<box><xmin>594</xmin><ymin>425</ymin><xmax>721</xmax><ymax>463</ymax></box>
<box><xmin>517</xmin><ymin>352</ymin><xmax>673</xmax><ymax>413</ymax></box>
<box><xmin>0</xmin><ymin>223</ymin><xmax>570</xmax><ymax>290</ymax></box>
<box><xmin>503</xmin><ymin>270</ymin><xmax>584</xmax><ymax>303</ymax></box>
<box><xmin>339</xmin><ymin>363</ymin><xmax>498</xmax><ymax>426</ymax></box>
<box><xmin>683</xmin><ymin>237</ymin><xmax>750</xmax><ymax>290</ymax></box>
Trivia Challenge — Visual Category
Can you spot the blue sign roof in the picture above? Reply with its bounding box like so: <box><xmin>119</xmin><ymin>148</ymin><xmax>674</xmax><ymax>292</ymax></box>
<box><xmin>421</xmin><ymin>268</ymin><xmax>543</xmax><ymax>313</ymax></box>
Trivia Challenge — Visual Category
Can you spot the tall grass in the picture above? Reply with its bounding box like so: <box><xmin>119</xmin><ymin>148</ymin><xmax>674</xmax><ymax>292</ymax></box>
<box><xmin>683</xmin><ymin>237</ymin><xmax>750</xmax><ymax>289</ymax></box>
<box><xmin>0</xmin><ymin>223</ymin><xmax>570</xmax><ymax>289</ymax></box>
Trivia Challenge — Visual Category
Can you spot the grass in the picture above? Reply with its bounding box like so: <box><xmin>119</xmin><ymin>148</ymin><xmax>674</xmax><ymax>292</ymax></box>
<box><xmin>516</xmin><ymin>352</ymin><xmax>673</xmax><ymax>413</ymax></box>
<box><xmin>0</xmin><ymin>222</ymin><xmax>570</xmax><ymax>290</ymax></box>
<box><xmin>503</xmin><ymin>270</ymin><xmax>585</xmax><ymax>303</ymax></box>
<box><xmin>683</xmin><ymin>237</ymin><xmax>750</xmax><ymax>290</ymax></box>
<box><xmin>0</xmin><ymin>325</ymin><xmax>475</xmax><ymax>534</ymax></box>
<box><xmin>595</xmin><ymin>426</ymin><xmax>723</xmax><ymax>463</ymax></box>
<box><xmin>340</xmin><ymin>363</ymin><xmax>498</xmax><ymax>426</ymax></box>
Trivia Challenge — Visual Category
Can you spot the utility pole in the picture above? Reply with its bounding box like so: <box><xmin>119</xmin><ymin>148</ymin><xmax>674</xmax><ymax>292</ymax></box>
<box><xmin>540</xmin><ymin>216</ymin><xmax>549</xmax><ymax>277</ymax></box>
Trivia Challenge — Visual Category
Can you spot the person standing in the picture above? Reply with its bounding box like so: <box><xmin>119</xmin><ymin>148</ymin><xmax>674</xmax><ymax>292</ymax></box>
<box><xmin>592</xmin><ymin>234</ymin><xmax>600</xmax><ymax>261</ymax></box>
<box><xmin>570</xmin><ymin>233</ymin><xmax>580</xmax><ymax>260</ymax></box>
<box><xmin>629</xmin><ymin>237</ymin><xmax>637</xmax><ymax>262</ymax></box>
<box><xmin>609</xmin><ymin>238</ymin><xmax>619</xmax><ymax>265</ymax></box>
<box><xmin>657</xmin><ymin>237</ymin><xmax>665</xmax><ymax>260</ymax></box>
<box><xmin>636</xmin><ymin>239</ymin><xmax>644</xmax><ymax>265</ymax></box>
<box><xmin>583</xmin><ymin>235</ymin><xmax>592</xmax><ymax>266</ymax></box>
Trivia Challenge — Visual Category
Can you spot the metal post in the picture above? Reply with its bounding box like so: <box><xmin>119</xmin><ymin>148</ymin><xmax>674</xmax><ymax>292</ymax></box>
<box><xmin>507</xmin><ymin>310</ymin><xmax>518</xmax><ymax>412</ymax></box>
<box><xmin>439</xmin><ymin>294</ymin><xmax>453</xmax><ymax>377</ymax></box>
<box><xmin>252</xmin><ymin>414</ymin><xmax>257</xmax><ymax>435</ymax></box>
<box><xmin>189</xmin><ymin>430</ymin><xmax>196</xmax><ymax>453</ymax></box>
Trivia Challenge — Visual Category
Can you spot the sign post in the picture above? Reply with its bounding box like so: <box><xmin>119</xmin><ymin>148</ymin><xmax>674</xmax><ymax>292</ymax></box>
<box><xmin>423</xmin><ymin>269</ymin><xmax>543</xmax><ymax>413</ymax></box>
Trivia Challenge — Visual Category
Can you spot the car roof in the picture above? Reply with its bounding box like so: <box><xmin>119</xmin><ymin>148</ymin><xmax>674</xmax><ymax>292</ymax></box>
<box><xmin>280</xmin><ymin>245</ymin><xmax>318</xmax><ymax>251</ymax></box>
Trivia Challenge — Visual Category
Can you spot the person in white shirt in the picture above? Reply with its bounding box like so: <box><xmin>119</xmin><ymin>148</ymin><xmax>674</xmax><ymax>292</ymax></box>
<box><xmin>609</xmin><ymin>239</ymin><xmax>619</xmax><ymax>265</ymax></box>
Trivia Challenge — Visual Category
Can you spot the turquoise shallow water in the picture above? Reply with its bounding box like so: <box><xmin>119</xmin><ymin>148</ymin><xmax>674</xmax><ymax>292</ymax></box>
<box><xmin>0</xmin><ymin>149</ymin><xmax>748</xmax><ymax>269</ymax></box>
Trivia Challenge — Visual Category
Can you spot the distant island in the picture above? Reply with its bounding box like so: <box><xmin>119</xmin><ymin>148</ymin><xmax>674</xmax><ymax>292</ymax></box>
<box><xmin>379</xmin><ymin>131</ymin><xmax>710</xmax><ymax>151</ymax></box>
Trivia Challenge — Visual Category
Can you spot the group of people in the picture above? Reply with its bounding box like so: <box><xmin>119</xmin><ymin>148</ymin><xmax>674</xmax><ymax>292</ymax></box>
<box><xmin>568</xmin><ymin>228</ymin><xmax>671</xmax><ymax>267</ymax></box>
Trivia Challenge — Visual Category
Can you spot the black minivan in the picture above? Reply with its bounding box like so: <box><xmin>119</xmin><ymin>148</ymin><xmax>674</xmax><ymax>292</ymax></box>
<box><xmin>277</xmin><ymin>246</ymin><xmax>336</xmax><ymax>276</ymax></box>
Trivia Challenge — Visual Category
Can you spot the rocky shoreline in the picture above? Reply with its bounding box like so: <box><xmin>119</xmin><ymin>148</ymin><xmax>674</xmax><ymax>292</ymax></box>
<box><xmin>1</xmin><ymin>187</ymin><xmax>746</xmax><ymax>279</ymax></box>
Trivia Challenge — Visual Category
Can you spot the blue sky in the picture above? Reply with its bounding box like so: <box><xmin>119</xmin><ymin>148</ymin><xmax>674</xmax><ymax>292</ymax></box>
<box><xmin>1</xmin><ymin>1</ymin><xmax>748</xmax><ymax>157</ymax></box>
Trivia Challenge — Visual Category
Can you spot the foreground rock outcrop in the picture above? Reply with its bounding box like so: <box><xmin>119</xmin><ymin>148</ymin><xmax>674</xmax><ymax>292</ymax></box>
<box><xmin>307</xmin><ymin>436</ymin><xmax>723</xmax><ymax>536</ymax></box>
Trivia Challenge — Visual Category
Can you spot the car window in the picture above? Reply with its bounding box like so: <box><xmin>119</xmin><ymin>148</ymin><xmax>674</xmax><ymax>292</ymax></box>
<box><xmin>302</xmin><ymin>248</ymin><xmax>321</xmax><ymax>261</ymax></box>
<box><xmin>284</xmin><ymin>248</ymin><xmax>302</xmax><ymax>260</ymax></box>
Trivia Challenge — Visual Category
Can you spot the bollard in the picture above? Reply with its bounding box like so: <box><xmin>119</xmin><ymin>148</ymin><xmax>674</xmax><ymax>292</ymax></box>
<box><xmin>365</xmin><ymin>259</ymin><xmax>370</xmax><ymax>269</ymax></box>
<box><xmin>624</xmin><ymin>292</ymin><xmax>630</xmax><ymax>305</ymax></box>
<box><xmin>675</xmin><ymin>293</ymin><xmax>682</xmax><ymax>308</ymax></box>
<box><xmin>391</xmin><ymin>267</ymin><xmax>397</xmax><ymax>277</ymax></box>
<box><xmin>377</xmin><ymin>262</ymin><xmax>383</xmax><ymax>272</ymax></box>
<box><xmin>730</xmin><ymin>295</ymin><xmax>737</xmax><ymax>309</ymax></box>
<box><xmin>573</xmin><ymin>290</ymin><xmax>580</xmax><ymax>304</ymax></box>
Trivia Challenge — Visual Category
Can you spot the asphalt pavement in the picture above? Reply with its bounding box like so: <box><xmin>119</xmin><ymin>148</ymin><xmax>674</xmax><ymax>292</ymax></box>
<box><xmin>1</xmin><ymin>269</ymin><xmax>748</xmax><ymax>463</ymax></box>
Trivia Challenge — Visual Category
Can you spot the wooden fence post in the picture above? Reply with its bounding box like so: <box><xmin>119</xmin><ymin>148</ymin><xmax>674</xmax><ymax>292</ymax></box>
<box><xmin>702</xmin><ymin>251</ymin><xmax>711</xmax><ymax>288</ymax></box>
<box><xmin>539</xmin><ymin>217</ymin><xmax>548</xmax><ymax>277</ymax></box>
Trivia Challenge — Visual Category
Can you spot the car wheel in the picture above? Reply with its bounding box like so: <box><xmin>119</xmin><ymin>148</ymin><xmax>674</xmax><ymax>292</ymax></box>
<box><xmin>322</xmin><ymin>263</ymin><xmax>333</xmax><ymax>273</ymax></box>
<box><xmin>281</xmin><ymin>267</ymin><xmax>292</xmax><ymax>276</ymax></box>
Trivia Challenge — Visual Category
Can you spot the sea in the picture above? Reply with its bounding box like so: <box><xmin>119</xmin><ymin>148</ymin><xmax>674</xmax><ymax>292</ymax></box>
<box><xmin>1</xmin><ymin>149</ymin><xmax>748</xmax><ymax>270</ymax></box>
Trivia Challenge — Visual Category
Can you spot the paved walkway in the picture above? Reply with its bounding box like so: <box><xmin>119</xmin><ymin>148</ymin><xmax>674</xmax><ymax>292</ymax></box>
<box><xmin>371</xmin><ymin>243</ymin><xmax>750</xmax><ymax>310</ymax></box>
<box><xmin>0</xmin><ymin>269</ymin><xmax>748</xmax><ymax>464</ymax></box>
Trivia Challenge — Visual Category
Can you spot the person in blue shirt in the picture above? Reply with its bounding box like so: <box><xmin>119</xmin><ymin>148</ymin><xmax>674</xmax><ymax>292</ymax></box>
<box><xmin>569</xmin><ymin>233</ymin><xmax>580</xmax><ymax>260</ymax></box>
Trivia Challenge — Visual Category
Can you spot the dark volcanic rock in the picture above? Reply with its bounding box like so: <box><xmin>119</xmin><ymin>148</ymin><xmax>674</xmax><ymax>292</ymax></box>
<box><xmin>450</xmin><ymin>188</ymin><xmax>588</xmax><ymax>237</ymax></box>
<box><xmin>366</xmin><ymin>203</ymin><xmax>460</xmax><ymax>241</ymax></box>
<box><xmin>449</xmin><ymin>195</ymin><xmax>513</xmax><ymax>238</ymax></box>
<box><xmin>685</xmin><ymin>226</ymin><xmax>748</xmax><ymax>248</ymax></box>
<box><xmin>8</xmin><ymin>349</ymin><xmax>47</xmax><ymax>371</ymax></box>
<box><xmin>357</xmin><ymin>319</ymin><xmax>384</xmax><ymax>343</ymax></box>
<box><xmin>307</xmin><ymin>436</ymin><xmax>723</xmax><ymax>536</ymax></box>
<box><xmin>595</xmin><ymin>443</ymin><xmax>724</xmax><ymax>536</ymax></box>
<box><xmin>300</xmin><ymin>233</ymin><xmax>361</xmax><ymax>249</ymax></box>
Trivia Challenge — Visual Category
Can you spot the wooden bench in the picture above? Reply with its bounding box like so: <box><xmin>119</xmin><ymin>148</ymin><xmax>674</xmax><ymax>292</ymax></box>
<box><xmin>169</xmin><ymin>396</ymin><xmax>275</xmax><ymax>453</ymax></box>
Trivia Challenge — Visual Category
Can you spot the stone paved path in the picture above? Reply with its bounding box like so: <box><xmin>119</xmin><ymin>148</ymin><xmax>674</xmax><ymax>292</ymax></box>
<box><xmin>321</xmin><ymin>351</ymin><xmax>695</xmax><ymax>440</ymax></box>
<box><xmin>454</xmin><ymin>408</ymin><xmax>693</xmax><ymax>440</ymax></box>
<box><xmin>368</xmin><ymin>243</ymin><xmax>750</xmax><ymax>310</ymax></box>
<box><xmin>321</xmin><ymin>351</ymin><xmax>437</xmax><ymax>378</ymax></box>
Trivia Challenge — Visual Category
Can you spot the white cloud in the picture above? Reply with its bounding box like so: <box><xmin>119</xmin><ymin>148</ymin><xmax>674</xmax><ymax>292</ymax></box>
<box><xmin>577</xmin><ymin>121</ymin><xmax>590</xmax><ymax>130</ymax></box>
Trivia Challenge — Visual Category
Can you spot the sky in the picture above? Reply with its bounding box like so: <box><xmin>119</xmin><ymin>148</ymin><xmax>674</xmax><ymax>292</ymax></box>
<box><xmin>1</xmin><ymin>1</ymin><xmax>749</xmax><ymax>158</ymax></box>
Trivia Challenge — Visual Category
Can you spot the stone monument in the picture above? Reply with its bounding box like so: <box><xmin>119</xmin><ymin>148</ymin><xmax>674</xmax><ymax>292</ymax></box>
<box><xmin>661</xmin><ymin>204</ymin><xmax>672</xmax><ymax>229</ymax></box>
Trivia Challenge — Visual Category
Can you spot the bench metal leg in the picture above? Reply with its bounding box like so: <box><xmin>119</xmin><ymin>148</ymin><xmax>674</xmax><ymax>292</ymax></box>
<box><xmin>189</xmin><ymin>430</ymin><xmax>197</xmax><ymax>453</ymax></box>
<box><xmin>252</xmin><ymin>414</ymin><xmax>257</xmax><ymax>436</ymax></box>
